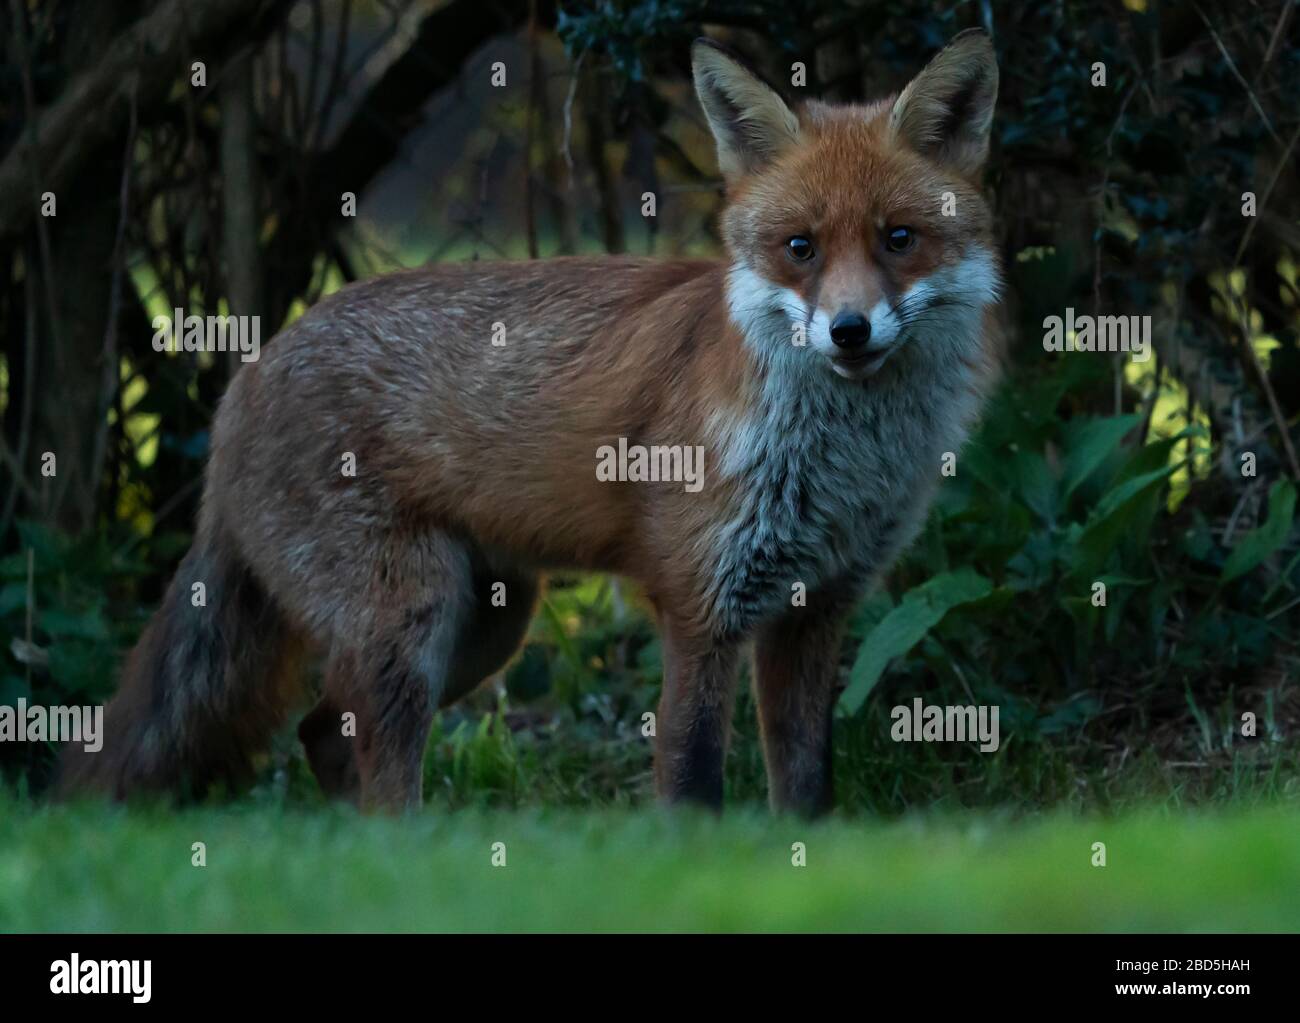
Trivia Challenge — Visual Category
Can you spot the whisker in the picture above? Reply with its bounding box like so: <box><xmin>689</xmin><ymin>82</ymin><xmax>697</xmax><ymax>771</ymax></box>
<box><xmin>891</xmin><ymin>294</ymin><xmax>979</xmax><ymax>323</ymax></box>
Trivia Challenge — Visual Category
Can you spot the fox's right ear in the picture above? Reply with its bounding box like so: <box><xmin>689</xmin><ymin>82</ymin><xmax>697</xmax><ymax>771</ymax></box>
<box><xmin>692</xmin><ymin>39</ymin><xmax>800</xmax><ymax>180</ymax></box>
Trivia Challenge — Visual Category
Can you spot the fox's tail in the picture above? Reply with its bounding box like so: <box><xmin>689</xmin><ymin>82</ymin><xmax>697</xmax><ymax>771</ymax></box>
<box><xmin>57</xmin><ymin>521</ymin><xmax>301</xmax><ymax>800</ymax></box>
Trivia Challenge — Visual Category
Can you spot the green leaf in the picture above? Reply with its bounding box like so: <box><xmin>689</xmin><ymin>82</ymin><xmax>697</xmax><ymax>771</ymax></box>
<box><xmin>1012</xmin><ymin>451</ymin><xmax>1057</xmax><ymax>523</ymax></box>
<box><xmin>841</xmin><ymin>569</ymin><xmax>993</xmax><ymax>714</ymax></box>
<box><xmin>1060</xmin><ymin>414</ymin><xmax>1140</xmax><ymax>500</ymax></box>
<box><xmin>47</xmin><ymin>640</ymin><xmax>116</xmax><ymax>698</ymax></box>
<box><xmin>38</xmin><ymin>607</ymin><xmax>110</xmax><ymax>641</ymax></box>
<box><xmin>1221</xmin><ymin>481</ymin><xmax>1297</xmax><ymax>583</ymax></box>
<box><xmin>1116</xmin><ymin>426</ymin><xmax>1202</xmax><ymax>484</ymax></box>
<box><xmin>0</xmin><ymin>583</ymin><xmax>29</xmax><ymax>617</ymax></box>
<box><xmin>1091</xmin><ymin>465</ymin><xmax>1176</xmax><ymax>522</ymax></box>
<box><xmin>958</xmin><ymin>441</ymin><xmax>1006</xmax><ymax>491</ymax></box>
<box><xmin>0</xmin><ymin>674</ymin><xmax>30</xmax><ymax>708</ymax></box>
<box><xmin>1070</xmin><ymin>465</ymin><xmax>1174</xmax><ymax>577</ymax></box>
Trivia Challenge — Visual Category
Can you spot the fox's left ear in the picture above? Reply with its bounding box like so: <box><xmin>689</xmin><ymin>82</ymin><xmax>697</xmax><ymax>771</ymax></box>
<box><xmin>889</xmin><ymin>28</ymin><xmax>998</xmax><ymax>177</ymax></box>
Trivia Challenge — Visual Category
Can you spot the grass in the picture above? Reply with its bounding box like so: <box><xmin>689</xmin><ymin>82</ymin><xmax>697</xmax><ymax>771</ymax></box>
<box><xmin>417</xmin><ymin>696</ymin><xmax>1300</xmax><ymax>814</ymax></box>
<box><xmin>3</xmin><ymin>555</ymin><xmax>1297</xmax><ymax>933</ymax></box>
<box><xmin>4</xmin><ymin>572</ymin><xmax>1296</xmax><ymax>933</ymax></box>
<box><xmin>2</xmin><ymin>794</ymin><xmax>1298</xmax><ymax>932</ymax></box>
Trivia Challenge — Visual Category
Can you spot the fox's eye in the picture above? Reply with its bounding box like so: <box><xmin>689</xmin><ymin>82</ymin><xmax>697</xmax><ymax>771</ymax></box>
<box><xmin>885</xmin><ymin>226</ymin><xmax>915</xmax><ymax>253</ymax></box>
<box><xmin>786</xmin><ymin>236</ymin><xmax>815</xmax><ymax>261</ymax></box>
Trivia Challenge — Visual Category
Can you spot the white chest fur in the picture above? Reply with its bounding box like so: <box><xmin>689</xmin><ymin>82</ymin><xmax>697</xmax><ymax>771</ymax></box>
<box><xmin>703</xmin><ymin>264</ymin><xmax>991</xmax><ymax>635</ymax></box>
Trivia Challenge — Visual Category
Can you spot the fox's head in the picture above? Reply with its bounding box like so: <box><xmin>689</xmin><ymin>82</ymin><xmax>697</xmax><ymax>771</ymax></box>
<box><xmin>693</xmin><ymin>30</ymin><xmax>1001</xmax><ymax>382</ymax></box>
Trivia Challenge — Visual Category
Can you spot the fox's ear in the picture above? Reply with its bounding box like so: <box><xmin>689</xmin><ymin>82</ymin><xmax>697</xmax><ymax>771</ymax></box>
<box><xmin>692</xmin><ymin>39</ymin><xmax>800</xmax><ymax>180</ymax></box>
<box><xmin>889</xmin><ymin>28</ymin><xmax>998</xmax><ymax>177</ymax></box>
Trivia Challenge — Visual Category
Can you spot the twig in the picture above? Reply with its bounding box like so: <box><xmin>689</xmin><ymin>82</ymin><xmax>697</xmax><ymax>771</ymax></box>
<box><xmin>561</xmin><ymin>49</ymin><xmax>586</xmax><ymax>190</ymax></box>
<box><xmin>1264</xmin><ymin>594</ymin><xmax>1300</xmax><ymax>621</ymax></box>
<box><xmin>1137</xmin><ymin>357</ymin><xmax>1163</xmax><ymax>447</ymax></box>
<box><xmin>302</xmin><ymin>0</ymin><xmax>324</xmax><ymax>142</ymax></box>
<box><xmin>113</xmin><ymin>474</ymin><xmax>205</xmax><ymax>560</ymax></box>
<box><xmin>311</xmin><ymin>0</ymin><xmax>352</xmax><ymax>151</ymax></box>
<box><xmin>1232</xmin><ymin>120</ymin><xmax>1300</xmax><ymax>269</ymax></box>
<box><xmin>25</xmin><ymin>548</ymin><xmax>34</xmax><ymax>690</ymax></box>
<box><xmin>1222</xmin><ymin>477</ymin><xmax>1261</xmax><ymax>545</ymax></box>
<box><xmin>523</xmin><ymin>0</ymin><xmax>539</xmax><ymax>259</ymax></box>
<box><xmin>11</xmin><ymin>0</ymin><xmax>74</xmax><ymax>518</ymax></box>
<box><xmin>1095</xmin><ymin>82</ymin><xmax>1139</xmax><ymax>416</ymax></box>
<box><xmin>1254</xmin><ymin>0</ymin><xmax>1293</xmax><ymax>87</ymax></box>
<box><xmin>1235</xmin><ymin>307</ymin><xmax>1300</xmax><ymax>481</ymax></box>
<box><xmin>90</xmin><ymin>83</ymin><xmax>140</xmax><ymax>505</ymax></box>
<box><xmin>0</xmin><ymin>435</ymin><xmax>39</xmax><ymax>505</ymax></box>
<box><xmin>1193</xmin><ymin>2</ymin><xmax>1283</xmax><ymax>146</ymax></box>
<box><xmin>0</xmin><ymin>249</ymin><xmax>40</xmax><ymax>537</ymax></box>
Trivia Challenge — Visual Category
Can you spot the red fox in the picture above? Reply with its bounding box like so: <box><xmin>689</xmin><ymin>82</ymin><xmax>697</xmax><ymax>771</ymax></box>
<box><xmin>60</xmin><ymin>31</ymin><xmax>1002</xmax><ymax>814</ymax></box>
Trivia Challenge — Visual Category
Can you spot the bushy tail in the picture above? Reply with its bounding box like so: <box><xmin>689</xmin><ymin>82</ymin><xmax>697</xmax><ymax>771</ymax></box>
<box><xmin>58</xmin><ymin>524</ymin><xmax>301</xmax><ymax>800</ymax></box>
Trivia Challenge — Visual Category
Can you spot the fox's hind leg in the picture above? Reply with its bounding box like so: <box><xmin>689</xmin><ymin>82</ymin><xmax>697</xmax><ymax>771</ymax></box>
<box><xmin>301</xmin><ymin>546</ymin><xmax>538</xmax><ymax>807</ymax></box>
<box><xmin>352</xmin><ymin>610</ymin><xmax>461</xmax><ymax>810</ymax></box>
<box><xmin>305</xmin><ymin>532</ymin><xmax>472</xmax><ymax>811</ymax></box>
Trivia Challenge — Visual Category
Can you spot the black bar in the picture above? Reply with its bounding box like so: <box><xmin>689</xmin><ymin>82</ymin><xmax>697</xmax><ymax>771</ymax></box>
<box><xmin>0</xmin><ymin>933</ymin><xmax>1292</xmax><ymax>1010</ymax></box>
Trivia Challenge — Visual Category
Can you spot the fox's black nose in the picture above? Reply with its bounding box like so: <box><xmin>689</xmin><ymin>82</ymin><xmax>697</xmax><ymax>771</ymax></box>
<box><xmin>829</xmin><ymin>311</ymin><xmax>872</xmax><ymax>348</ymax></box>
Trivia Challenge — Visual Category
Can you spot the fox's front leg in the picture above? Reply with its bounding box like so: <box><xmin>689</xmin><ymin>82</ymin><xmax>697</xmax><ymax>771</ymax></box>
<box><xmin>752</xmin><ymin>594</ymin><xmax>854</xmax><ymax>816</ymax></box>
<box><xmin>654</xmin><ymin>616</ymin><xmax>742</xmax><ymax>810</ymax></box>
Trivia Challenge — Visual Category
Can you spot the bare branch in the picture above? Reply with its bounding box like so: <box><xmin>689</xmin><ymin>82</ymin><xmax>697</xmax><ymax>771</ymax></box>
<box><xmin>0</xmin><ymin>0</ymin><xmax>293</xmax><ymax>242</ymax></box>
